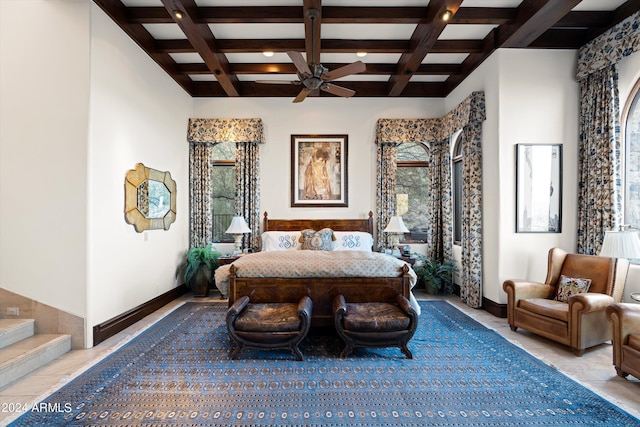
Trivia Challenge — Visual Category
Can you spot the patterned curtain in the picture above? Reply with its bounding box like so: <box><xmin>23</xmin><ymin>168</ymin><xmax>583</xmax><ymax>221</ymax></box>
<box><xmin>374</xmin><ymin>91</ymin><xmax>485</xmax><ymax>309</ymax></box>
<box><xmin>236</xmin><ymin>142</ymin><xmax>261</xmax><ymax>251</ymax></box>
<box><xmin>460</xmin><ymin>122</ymin><xmax>483</xmax><ymax>308</ymax></box>
<box><xmin>188</xmin><ymin>142</ymin><xmax>214</xmax><ymax>247</ymax></box>
<box><xmin>428</xmin><ymin>138</ymin><xmax>452</xmax><ymax>261</ymax></box>
<box><xmin>187</xmin><ymin>118</ymin><xmax>265</xmax><ymax>249</ymax></box>
<box><xmin>576</xmin><ymin>65</ymin><xmax>622</xmax><ymax>255</ymax></box>
<box><xmin>573</xmin><ymin>12</ymin><xmax>639</xmax><ymax>254</ymax></box>
<box><xmin>375</xmin><ymin>143</ymin><xmax>400</xmax><ymax>250</ymax></box>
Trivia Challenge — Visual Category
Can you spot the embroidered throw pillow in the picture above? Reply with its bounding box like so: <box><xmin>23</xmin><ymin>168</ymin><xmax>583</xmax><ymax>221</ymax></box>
<box><xmin>261</xmin><ymin>231</ymin><xmax>301</xmax><ymax>251</ymax></box>
<box><xmin>299</xmin><ymin>228</ymin><xmax>334</xmax><ymax>251</ymax></box>
<box><xmin>554</xmin><ymin>275</ymin><xmax>592</xmax><ymax>302</ymax></box>
<box><xmin>332</xmin><ymin>232</ymin><xmax>374</xmax><ymax>251</ymax></box>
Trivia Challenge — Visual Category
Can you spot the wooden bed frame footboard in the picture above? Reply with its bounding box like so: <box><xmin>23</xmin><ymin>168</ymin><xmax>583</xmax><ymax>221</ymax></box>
<box><xmin>227</xmin><ymin>264</ymin><xmax>412</xmax><ymax>328</ymax></box>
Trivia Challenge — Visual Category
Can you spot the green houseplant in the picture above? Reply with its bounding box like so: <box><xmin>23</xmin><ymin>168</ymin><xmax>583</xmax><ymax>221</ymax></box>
<box><xmin>413</xmin><ymin>255</ymin><xmax>457</xmax><ymax>295</ymax></box>
<box><xmin>179</xmin><ymin>244</ymin><xmax>222</xmax><ymax>297</ymax></box>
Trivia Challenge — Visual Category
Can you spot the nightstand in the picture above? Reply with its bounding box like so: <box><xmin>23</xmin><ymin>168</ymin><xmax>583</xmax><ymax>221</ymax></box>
<box><xmin>398</xmin><ymin>256</ymin><xmax>416</xmax><ymax>266</ymax></box>
<box><xmin>219</xmin><ymin>255</ymin><xmax>241</xmax><ymax>265</ymax></box>
<box><xmin>219</xmin><ymin>253</ymin><xmax>252</xmax><ymax>265</ymax></box>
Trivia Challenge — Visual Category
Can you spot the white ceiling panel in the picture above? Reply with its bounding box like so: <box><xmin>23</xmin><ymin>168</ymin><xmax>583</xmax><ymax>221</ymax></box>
<box><xmin>209</xmin><ymin>24</ymin><xmax>304</xmax><ymax>39</ymax></box>
<box><xmin>321</xmin><ymin>24</ymin><xmax>417</xmax><ymax>40</ymax></box>
<box><xmin>143</xmin><ymin>24</ymin><xmax>185</xmax><ymax>40</ymax></box>
<box><xmin>422</xmin><ymin>53</ymin><xmax>469</xmax><ymax>64</ymax></box>
<box><xmin>439</xmin><ymin>24</ymin><xmax>497</xmax><ymax>40</ymax></box>
<box><xmin>320</xmin><ymin>53</ymin><xmax>402</xmax><ymax>64</ymax></box>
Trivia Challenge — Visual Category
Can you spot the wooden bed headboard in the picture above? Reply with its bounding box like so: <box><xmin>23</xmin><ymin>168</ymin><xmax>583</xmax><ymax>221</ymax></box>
<box><xmin>263</xmin><ymin>211</ymin><xmax>374</xmax><ymax>234</ymax></box>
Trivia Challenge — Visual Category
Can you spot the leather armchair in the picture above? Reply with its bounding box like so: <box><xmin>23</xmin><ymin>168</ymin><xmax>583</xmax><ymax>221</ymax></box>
<box><xmin>606</xmin><ymin>303</ymin><xmax>640</xmax><ymax>379</ymax></box>
<box><xmin>503</xmin><ymin>247</ymin><xmax>628</xmax><ymax>356</ymax></box>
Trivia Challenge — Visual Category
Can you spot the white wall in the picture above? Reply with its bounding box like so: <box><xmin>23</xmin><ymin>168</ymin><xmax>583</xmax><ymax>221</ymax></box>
<box><xmin>447</xmin><ymin>49</ymin><xmax>580</xmax><ymax>304</ymax></box>
<box><xmin>0</xmin><ymin>0</ymin><xmax>91</xmax><ymax>317</ymax></box>
<box><xmin>86</xmin><ymin>5</ymin><xmax>192</xmax><ymax>345</ymax></box>
<box><xmin>192</xmin><ymin>97</ymin><xmax>446</xmax><ymax>225</ymax></box>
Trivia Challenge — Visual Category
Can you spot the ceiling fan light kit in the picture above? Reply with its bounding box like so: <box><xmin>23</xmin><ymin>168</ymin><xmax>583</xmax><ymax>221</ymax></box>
<box><xmin>257</xmin><ymin>8</ymin><xmax>366</xmax><ymax>103</ymax></box>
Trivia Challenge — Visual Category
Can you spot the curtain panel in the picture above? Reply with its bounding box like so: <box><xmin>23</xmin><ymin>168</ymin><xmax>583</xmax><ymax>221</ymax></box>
<box><xmin>574</xmin><ymin>13</ymin><xmax>638</xmax><ymax>254</ymax></box>
<box><xmin>577</xmin><ymin>66</ymin><xmax>622</xmax><ymax>255</ymax></box>
<box><xmin>375</xmin><ymin>91</ymin><xmax>485</xmax><ymax>308</ymax></box>
<box><xmin>187</xmin><ymin>118</ymin><xmax>265</xmax><ymax>249</ymax></box>
<box><xmin>375</xmin><ymin>143</ymin><xmax>401</xmax><ymax>251</ymax></box>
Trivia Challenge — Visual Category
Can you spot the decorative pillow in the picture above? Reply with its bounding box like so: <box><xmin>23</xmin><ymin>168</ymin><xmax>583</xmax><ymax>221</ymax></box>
<box><xmin>260</xmin><ymin>232</ymin><xmax>301</xmax><ymax>251</ymax></box>
<box><xmin>299</xmin><ymin>228</ymin><xmax>335</xmax><ymax>251</ymax></box>
<box><xmin>332</xmin><ymin>232</ymin><xmax>374</xmax><ymax>251</ymax></box>
<box><xmin>554</xmin><ymin>275</ymin><xmax>592</xmax><ymax>302</ymax></box>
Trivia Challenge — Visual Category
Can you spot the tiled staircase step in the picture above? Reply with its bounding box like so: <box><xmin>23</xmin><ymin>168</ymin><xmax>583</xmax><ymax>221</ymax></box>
<box><xmin>0</xmin><ymin>319</ymin><xmax>35</xmax><ymax>349</ymax></box>
<box><xmin>0</xmin><ymin>334</ymin><xmax>71</xmax><ymax>388</ymax></box>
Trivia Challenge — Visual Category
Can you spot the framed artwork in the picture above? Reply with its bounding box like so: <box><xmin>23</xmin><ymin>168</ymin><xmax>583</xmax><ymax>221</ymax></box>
<box><xmin>516</xmin><ymin>144</ymin><xmax>563</xmax><ymax>233</ymax></box>
<box><xmin>291</xmin><ymin>134</ymin><xmax>348</xmax><ymax>207</ymax></box>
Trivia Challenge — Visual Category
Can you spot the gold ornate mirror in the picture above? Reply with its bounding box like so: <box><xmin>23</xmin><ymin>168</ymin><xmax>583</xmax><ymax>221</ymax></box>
<box><xmin>124</xmin><ymin>163</ymin><xmax>176</xmax><ymax>232</ymax></box>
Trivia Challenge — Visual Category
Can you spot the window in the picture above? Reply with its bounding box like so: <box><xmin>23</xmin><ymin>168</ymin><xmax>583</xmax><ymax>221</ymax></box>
<box><xmin>396</xmin><ymin>142</ymin><xmax>429</xmax><ymax>242</ymax></box>
<box><xmin>452</xmin><ymin>133</ymin><xmax>463</xmax><ymax>245</ymax></box>
<box><xmin>211</xmin><ymin>143</ymin><xmax>236</xmax><ymax>242</ymax></box>
<box><xmin>625</xmin><ymin>79</ymin><xmax>640</xmax><ymax>228</ymax></box>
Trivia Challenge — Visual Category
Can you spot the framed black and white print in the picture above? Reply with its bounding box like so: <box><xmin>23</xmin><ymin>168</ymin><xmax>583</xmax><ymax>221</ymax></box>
<box><xmin>516</xmin><ymin>144</ymin><xmax>562</xmax><ymax>233</ymax></box>
<box><xmin>291</xmin><ymin>134</ymin><xmax>348</xmax><ymax>207</ymax></box>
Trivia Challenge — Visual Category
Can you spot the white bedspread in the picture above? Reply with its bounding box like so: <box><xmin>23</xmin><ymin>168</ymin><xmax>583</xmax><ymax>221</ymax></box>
<box><xmin>214</xmin><ymin>251</ymin><xmax>420</xmax><ymax>314</ymax></box>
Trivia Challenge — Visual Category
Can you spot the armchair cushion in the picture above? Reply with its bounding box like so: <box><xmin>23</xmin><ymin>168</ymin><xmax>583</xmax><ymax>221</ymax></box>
<box><xmin>554</xmin><ymin>275</ymin><xmax>591</xmax><ymax>302</ymax></box>
<box><xmin>233</xmin><ymin>302</ymin><xmax>302</xmax><ymax>333</ymax></box>
<box><xmin>519</xmin><ymin>298</ymin><xmax>568</xmax><ymax>322</ymax></box>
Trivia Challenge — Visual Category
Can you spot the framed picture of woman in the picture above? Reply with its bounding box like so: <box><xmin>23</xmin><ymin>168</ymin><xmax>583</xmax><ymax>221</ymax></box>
<box><xmin>291</xmin><ymin>134</ymin><xmax>348</xmax><ymax>207</ymax></box>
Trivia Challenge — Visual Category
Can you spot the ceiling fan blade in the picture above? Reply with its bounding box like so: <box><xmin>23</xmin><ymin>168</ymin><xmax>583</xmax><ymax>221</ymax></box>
<box><xmin>293</xmin><ymin>87</ymin><xmax>313</xmax><ymax>103</ymax></box>
<box><xmin>321</xmin><ymin>61</ymin><xmax>366</xmax><ymax>81</ymax></box>
<box><xmin>255</xmin><ymin>80</ymin><xmax>301</xmax><ymax>85</ymax></box>
<box><xmin>321</xmin><ymin>83</ymin><xmax>356</xmax><ymax>98</ymax></box>
<box><xmin>287</xmin><ymin>51</ymin><xmax>312</xmax><ymax>78</ymax></box>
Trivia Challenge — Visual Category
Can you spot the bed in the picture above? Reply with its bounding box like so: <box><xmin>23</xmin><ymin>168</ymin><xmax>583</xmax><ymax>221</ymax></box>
<box><xmin>215</xmin><ymin>212</ymin><xmax>418</xmax><ymax>328</ymax></box>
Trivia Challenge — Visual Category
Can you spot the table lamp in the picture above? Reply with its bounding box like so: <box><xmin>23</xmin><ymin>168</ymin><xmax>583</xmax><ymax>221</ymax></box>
<box><xmin>599</xmin><ymin>229</ymin><xmax>640</xmax><ymax>260</ymax></box>
<box><xmin>226</xmin><ymin>216</ymin><xmax>251</xmax><ymax>255</ymax></box>
<box><xmin>384</xmin><ymin>216</ymin><xmax>409</xmax><ymax>257</ymax></box>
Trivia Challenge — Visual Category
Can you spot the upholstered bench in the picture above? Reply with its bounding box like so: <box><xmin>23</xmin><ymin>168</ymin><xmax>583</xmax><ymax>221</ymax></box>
<box><xmin>226</xmin><ymin>295</ymin><xmax>312</xmax><ymax>361</ymax></box>
<box><xmin>333</xmin><ymin>294</ymin><xmax>418</xmax><ymax>359</ymax></box>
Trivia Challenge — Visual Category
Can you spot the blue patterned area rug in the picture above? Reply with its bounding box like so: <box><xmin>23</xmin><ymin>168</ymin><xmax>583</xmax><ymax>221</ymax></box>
<box><xmin>9</xmin><ymin>301</ymin><xmax>639</xmax><ymax>426</ymax></box>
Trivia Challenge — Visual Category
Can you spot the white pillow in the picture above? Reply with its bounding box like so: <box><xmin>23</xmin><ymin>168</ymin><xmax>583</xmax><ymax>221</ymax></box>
<box><xmin>261</xmin><ymin>231</ymin><xmax>301</xmax><ymax>251</ymax></box>
<box><xmin>332</xmin><ymin>232</ymin><xmax>374</xmax><ymax>251</ymax></box>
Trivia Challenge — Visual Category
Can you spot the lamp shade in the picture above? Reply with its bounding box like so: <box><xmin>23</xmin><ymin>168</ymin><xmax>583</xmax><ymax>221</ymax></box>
<box><xmin>599</xmin><ymin>230</ymin><xmax>640</xmax><ymax>259</ymax></box>
<box><xmin>384</xmin><ymin>216</ymin><xmax>409</xmax><ymax>233</ymax></box>
<box><xmin>225</xmin><ymin>216</ymin><xmax>251</xmax><ymax>234</ymax></box>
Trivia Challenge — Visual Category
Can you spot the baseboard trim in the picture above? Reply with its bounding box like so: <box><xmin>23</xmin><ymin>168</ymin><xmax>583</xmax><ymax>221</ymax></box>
<box><xmin>93</xmin><ymin>285</ymin><xmax>188</xmax><ymax>346</ymax></box>
<box><xmin>482</xmin><ymin>297</ymin><xmax>507</xmax><ymax>318</ymax></box>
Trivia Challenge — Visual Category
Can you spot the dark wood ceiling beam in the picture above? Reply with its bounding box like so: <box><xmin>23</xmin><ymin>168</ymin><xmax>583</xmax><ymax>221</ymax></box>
<box><xmin>126</xmin><ymin>6</ymin><xmax>517</xmax><ymax>25</ymax></box>
<box><xmin>92</xmin><ymin>0</ymin><xmax>194</xmax><ymax>95</ymax></box>
<box><xmin>387</xmin><ymin>0</ymin><xmax>464</xmax><ymax>97</ymax></box>
<box><xmin>586</xmin><ymin>1</ymin><xmax>640</xmax><ymax>40</ymax></box>
<box><xmin>191</xmin><ymin>81</ymin><xmax>447</xmax><ymax>98</ymax></box>
<box><xmin>161</xmin><ymin>0</ymin><xmax>239</xmax><ymax>97</ymax></box>
<box><xmin>529</xmin><ymin>28</ymin><xmax>589</xmax><ymax>49</ymax></box>
<box><xmin>496</xmin><ymin>0</ymin><xmax>582</xmax><ymax>48</ymax></box>
<box><xmin>177</xmin><ymin>62</ymin><xmax>460</xmax><ymax>76</ymax></box>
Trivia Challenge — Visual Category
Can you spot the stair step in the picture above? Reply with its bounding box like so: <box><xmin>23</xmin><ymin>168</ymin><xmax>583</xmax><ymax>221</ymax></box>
<box><xmin>0</xmin><ymin>334</ymin><xmax>71</xmax><ymax>388</ymax></box>
<box><xmin>0</xmin><ymin>319</ymin><xmax>35</xmax><ymax>349</ymax></box>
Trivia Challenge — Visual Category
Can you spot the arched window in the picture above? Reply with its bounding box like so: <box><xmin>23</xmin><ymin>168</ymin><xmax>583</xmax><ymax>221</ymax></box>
<box><xmin>211</xmin><ymin>143</ymin><xmax>236</xmax><ymax>242</ymax></box>
<box><xmin>396</xmin><ymin>142</ymin><xmax>429</xmax><ymax>242</ymax></box>
<box><xmin>452</xmin><ymin>133</ymin><xmax>463</xmax><ymax>245</ymax></box>
<box><xmin>625</xmin><ymin>79</ymin><xmax>640</xmax><ymax>228</ymax></box>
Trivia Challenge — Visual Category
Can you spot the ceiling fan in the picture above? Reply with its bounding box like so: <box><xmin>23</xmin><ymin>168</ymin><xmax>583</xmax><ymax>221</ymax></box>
<box><xmin>256</xmin><ymin>9</ymin><xmax>366</xmax><ymax>103</ymax></box>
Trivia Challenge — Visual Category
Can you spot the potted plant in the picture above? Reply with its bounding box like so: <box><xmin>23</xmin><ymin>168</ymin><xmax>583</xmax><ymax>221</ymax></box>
<box><xmin>179</xmin><ymin>243</ymin><xmax>222</xmax><ymax>297</ymax></box>
<box><xmin>413</xmin><ymin>255</ymin><xmax>457</xmax><ymax>295</ymax></box>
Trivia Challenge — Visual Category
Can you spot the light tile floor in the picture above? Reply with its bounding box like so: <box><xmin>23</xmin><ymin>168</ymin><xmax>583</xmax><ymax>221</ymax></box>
<box><xmin>0</xmin><ymin>292</ymin><xmax>638</xmax><ymax>425</ymax></box>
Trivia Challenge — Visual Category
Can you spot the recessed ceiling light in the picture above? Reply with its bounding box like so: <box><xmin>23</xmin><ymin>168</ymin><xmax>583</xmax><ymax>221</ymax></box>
<box><xmin>440</xmin><ymin>9</ymin><xmax>453</xmax><ymax>21</ymax></box>
<box><xmin>263</xmin><ymin>51</ymin><xmax>274</xmax><ymax>57</ymax></box>
<box><xmin>174</xmin><ymin>10</ymin><xmax>183</xmax><ymax>19</ymax></box>
<box><xmin>356</xmin><ymin>52</ymin><xmax>367</xmax><ymax>58</ymax></box>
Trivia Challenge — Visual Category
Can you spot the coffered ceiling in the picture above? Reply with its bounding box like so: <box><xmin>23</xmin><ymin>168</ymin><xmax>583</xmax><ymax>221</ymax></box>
<box><xmin>94</xmin><ymin>0</ymin><xmax>638</xmax><ymax>100</ymax></box>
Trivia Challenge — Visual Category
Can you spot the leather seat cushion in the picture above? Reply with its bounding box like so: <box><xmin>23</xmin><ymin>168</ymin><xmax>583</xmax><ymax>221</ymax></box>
<box><xmin>344</xmin><ymin>303</ymin><xmax>410</xmax><ymax>332</ymax></box>
<box><xmin>629</xmin><ymin>334</ymin><xmax>640</xmax><ymax>351</ymax></box>
<box><xmin>518</xmin><ymin>298</ymin><xmax>569</xmax><ymax>323</ymax></box>
<box><xmin>234</xmin><ymin>303</ymin><xmax>301</xmax><ymax>333</ymax></box>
